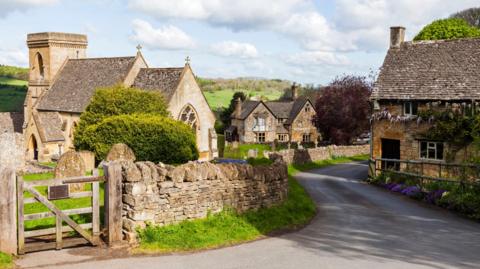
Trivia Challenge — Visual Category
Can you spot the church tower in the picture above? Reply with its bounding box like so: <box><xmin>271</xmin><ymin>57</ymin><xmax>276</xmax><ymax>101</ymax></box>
<box><xmin>26</xmin><ymin>32</ymin><xmax>88</xmax><ymax>108</ymax></box>
<box><xmin>24</xmin><ymin>32</ymin><xmax>87</xmax><ymax>161</ymax></box>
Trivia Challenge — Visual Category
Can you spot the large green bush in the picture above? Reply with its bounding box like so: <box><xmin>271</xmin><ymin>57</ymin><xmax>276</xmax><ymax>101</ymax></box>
<box><xmin>80</xmin><ymin>114</ymin><xmax>198</xmax><ymax>164</ymax></box>
<box><xmin>414</xmin><ymin>18</ymin><xmax>480</xmax><ymax>41</ymax></box>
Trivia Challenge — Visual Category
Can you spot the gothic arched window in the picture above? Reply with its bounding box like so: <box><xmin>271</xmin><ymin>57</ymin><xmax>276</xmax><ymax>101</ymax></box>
<box><xmin>179</xmin><ymin>105</ymin><xmax>198</xmax><ymax>131</ymax></box>
<box><xmin>35</xmin><ymin>52</ymin><xmax>45</xmax><ymax>79</ymax></box>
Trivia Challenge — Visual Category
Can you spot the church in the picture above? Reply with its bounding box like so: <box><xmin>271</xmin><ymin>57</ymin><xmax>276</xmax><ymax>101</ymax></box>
<box><xmin>24</xmin><ymin>32</ymin><xmax>218</xmax><ymax>162</ymax></box>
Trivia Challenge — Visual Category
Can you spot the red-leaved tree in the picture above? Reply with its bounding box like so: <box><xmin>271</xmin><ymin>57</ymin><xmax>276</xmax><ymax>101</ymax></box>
<box><xmin>314</xmin><ymin>75</ymin><xmax>372</xmax><ymax>145</ymax></box>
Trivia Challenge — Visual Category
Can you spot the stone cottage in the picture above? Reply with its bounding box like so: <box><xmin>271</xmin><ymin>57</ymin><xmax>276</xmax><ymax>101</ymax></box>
<box><xmin>227</xmin><ymin>85</ymin><xmax>319</xmax><ymax>144</ymax></box>
<box><xmin>24</xmin><ymin>32</ymin><xmax>217</xmax><ymax>162</ymax></box>
<box><xmin>371</xmin><ymin>26</ymin><xmax>480</xmax><ymax>166</ymax></box>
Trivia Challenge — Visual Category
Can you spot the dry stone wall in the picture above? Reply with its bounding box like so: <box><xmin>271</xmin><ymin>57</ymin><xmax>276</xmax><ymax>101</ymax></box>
<box><xmin>265</xmin><ymin>144</ymin><xmax>369</xmax><ymax>165</ymax></box>
<box><xmin>120</xmin><ymin>159</ymin><xmax>288</xmax><ymax>243</ymax></box>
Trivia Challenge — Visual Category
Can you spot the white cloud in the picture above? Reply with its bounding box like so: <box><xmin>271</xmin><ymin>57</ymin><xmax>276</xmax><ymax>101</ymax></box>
<box><xmin>129</xmin><ymin>0</ymin><xmax>308</xmax><ymax>30</ymax></box>
<box><xmin>285</xmin><ymin>51</ymin><xmax>350</xmax><ymax>66</ymax></box>
<box><xmin>130</xmin><ymin>19</ymin><xmax>195</xmax><ymax>50</ymax></box>
<box><xmin>0</xmin><ymin>48</ymin><xmax>28</xmax><ymax>66</ymax></box>
<box><xmin>0</xmin><ymin>0</ymin><xmax>59</xmax><ymax>17</ymax></box>
<box><xmin>211</xmin><ymin>41</ymin><xmax>258</xmax><ymax>59</ymax></box>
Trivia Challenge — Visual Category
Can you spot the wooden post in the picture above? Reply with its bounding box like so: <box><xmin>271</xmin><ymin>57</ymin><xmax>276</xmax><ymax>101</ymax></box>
<box><xmin>0</xmin><ymin>169</ymin><xmax>17</xmax><ymax>255</ymax></box>
<box><xmin>56</xmin><ymin>215</ymin><xmax>62</xmax><ymax>250</ymax></box>
<box><xmin>92</xmin><ymin>169</ymin><xmax>100</xmax><ymax>240</ymax></box>
<box><xmin>104</xmin><ymin>162</ymin><xmax>123</xmax><ymax>245</ymax></box>
<box><xmin>17</xmin><ymin>175</ymin><xmax>24</xmax><ymax>255</ymax></box>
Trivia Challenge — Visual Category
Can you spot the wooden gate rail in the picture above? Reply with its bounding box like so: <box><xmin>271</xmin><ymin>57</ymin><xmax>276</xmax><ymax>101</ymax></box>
<box><xmin>17</xmin><ymin>170</ymin><xmax>104</xmax><ymax>254</ymax></box>
<box><xmin>369</xmin><ymin>158</ymin><xmax>480</xmax><ymax>185</ymax></box>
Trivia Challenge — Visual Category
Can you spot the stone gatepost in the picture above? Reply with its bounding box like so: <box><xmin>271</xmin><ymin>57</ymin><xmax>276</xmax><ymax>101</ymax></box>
<box><xmin>0</xmin><ymin>168</ymin><xmax>17</xmax><ymax>254</ymax></box>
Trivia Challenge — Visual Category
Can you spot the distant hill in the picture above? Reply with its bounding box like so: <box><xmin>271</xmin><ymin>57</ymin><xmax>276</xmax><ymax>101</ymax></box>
<box><xmin>0</xmin><ymin>65</ymin><xmax>29</xmax><ymax>81</ymax></box>
<box><xmin>0</xmin><ymin>66</ymin><xmax>29</xmax><ymax>112</ymax></box>
<box><xmin>198</xmin><ymin>77</ymin><xmax>291</xmax><ymax>109</ymax></box>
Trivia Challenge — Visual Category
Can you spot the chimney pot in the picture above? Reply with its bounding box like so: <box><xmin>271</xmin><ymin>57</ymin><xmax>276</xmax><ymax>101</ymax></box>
<box><xmin>291</xmin><ymin>83</ymin><xmax>298</xmax><ymax>100</ymax></box>
<box><xmin>390</xmin><ymin>26</ymin><xmax>405</xmax><ymax>48</ymax></box>
<box><xmin>235</xmin><ymin>97</ymin><xmax>243</xmax><ymax>119</ymax></box>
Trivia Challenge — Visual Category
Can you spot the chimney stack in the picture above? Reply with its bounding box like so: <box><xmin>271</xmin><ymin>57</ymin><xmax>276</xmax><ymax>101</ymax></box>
<box><xmin>390</xmin><ymin>26</ymin><xmax>405</xmax><ymax>48</ymax></box>
<box><xmin>291</xmin><ymin>82</ymin><xmax>298</xmax><ymax>100</ymax></box>
<box><xmin>235</xmin><ymin>97</ymin><xmax>243</xmax><ymax>119</ymax></box>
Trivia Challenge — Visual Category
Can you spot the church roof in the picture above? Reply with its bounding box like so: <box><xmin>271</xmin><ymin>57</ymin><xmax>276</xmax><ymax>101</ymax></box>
<box><xmin>37</xmin><ymin>56</ymin><xmax>136</xmax><ymax>113</ymax></box>
<box><xmin>0</xmin><ymin>112</ymin><xmax>24</xmax><ymax>134</ymax></box>
<box><xmin>33</xmin><ymin>112</ymin><xmax>64</xmax><ymax>142</ymax></box>
<box><xmin>132</xmin><ymin>67</ymin><xmax>184</xmax><ymax>102</ymax></box>
<box><xmin>372</xmin><ymin>38</ymin><xmax>480</xmax><ymax>101</ymax></box>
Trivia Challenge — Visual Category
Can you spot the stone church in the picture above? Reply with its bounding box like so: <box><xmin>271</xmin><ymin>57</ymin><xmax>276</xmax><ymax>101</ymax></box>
<box><xmin>24</xmin><ymin>32</ymin><xmax>218</xmax><ymax>162</ymax></box>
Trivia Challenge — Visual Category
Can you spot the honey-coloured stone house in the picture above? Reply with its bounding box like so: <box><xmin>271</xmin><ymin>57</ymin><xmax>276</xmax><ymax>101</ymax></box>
<box><xmin>371</xmin><ymin>26</ymin><xmax>480</xmax><ymax>166</ymax></box>
<box><xmin>226</xmin><ymin>85</ymin><xmax>319</xmax><ymax>144</ymax></box>
<box><xmin>24</xmin><ymin>32</ymin><xmax>218</xmax><ymax>162</ymax></box>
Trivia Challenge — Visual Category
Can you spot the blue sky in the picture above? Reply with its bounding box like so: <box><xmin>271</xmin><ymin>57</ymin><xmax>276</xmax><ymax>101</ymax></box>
<box><xmin>0</xmin><ymin>0</ymin><xmax>478</xmax><ymax>85</ymax></box>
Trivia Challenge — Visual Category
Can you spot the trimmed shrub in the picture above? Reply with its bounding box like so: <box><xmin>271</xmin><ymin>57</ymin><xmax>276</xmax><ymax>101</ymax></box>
<box><xmin>75</xmin><ymin>86</ymin><xmax>169</xmax><ymax>149</ymax></box>
<box><xmin>81</xmin><ymin>114</ymin><xmax>198</xmax><ymax>164</ymax></box>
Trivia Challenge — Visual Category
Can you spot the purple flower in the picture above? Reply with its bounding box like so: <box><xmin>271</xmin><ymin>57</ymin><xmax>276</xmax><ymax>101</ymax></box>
<box><xmin>391</xmin><ymin>184</ymin><xmax>404</xmax><ymax>192</ymax></box>
<box><xmin>425</xmin><ymin>190</ymin><xmax>446</xmax><ymax>204</ymax></box>
<box><xmin>401</xmin><ymin>186</ymin><xmax>421</xmax><ymax>197</ymax></box>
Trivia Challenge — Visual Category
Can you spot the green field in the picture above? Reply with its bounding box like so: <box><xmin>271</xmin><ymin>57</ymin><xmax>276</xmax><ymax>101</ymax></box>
<box><xmin>203</xmin><ymin>89</ymin><xmax>283</xmax><ymax>109</ymax></box>
<box><xmin>0</xmin><ymin>77</ymin><xmax>28</xmax><ymax>86</ymax></box>
<box><xmin>0</xmin><ymin>84</ymin><xmax>27</xmax><ymax>112</ymax></box>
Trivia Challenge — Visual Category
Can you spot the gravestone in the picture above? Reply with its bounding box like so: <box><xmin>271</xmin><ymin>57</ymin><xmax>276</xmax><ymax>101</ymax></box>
<box><xmin>247</xmin><ymin>149</ymin><xmax>258</xmax><ymax>158</ymax></box>
<box><xmin>54</xmin><ymin>151</ymin><xmax>86</xmax><ymax>192</ymax></box>
<box><xmin>106</xmin><ymin>143</ymin><xmax>136</xmax><ymax>162</ymax></box>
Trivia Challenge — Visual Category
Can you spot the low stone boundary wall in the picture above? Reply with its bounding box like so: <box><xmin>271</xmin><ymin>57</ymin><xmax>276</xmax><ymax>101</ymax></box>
<box><xmin>120</xmin><ymin>159</ymin><xmax>288</xmax><ymax>243</ymax></box>
<box><xmin>265</xmin><ymin>144</ymin><xmax>369</xmax><ymax>165</ymax></box>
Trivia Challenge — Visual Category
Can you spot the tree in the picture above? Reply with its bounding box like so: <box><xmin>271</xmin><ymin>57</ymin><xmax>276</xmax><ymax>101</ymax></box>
<box><xmin>314</xmin><ymin>76</ymin><xmax>372</xmax><ymax>145</ymax></box>
<box><xmin>414</xmin><ymin>18</ymin><xmax>480</xmax><ymax>41</ymax></box>
<box><xmin>451</xmin><ymin>7</ymin><xmax>480</xmax><ymax>28</ymax></box>
<box><xmin>219</xmin><ymin>91</ymin><xmax>247</xmax><ymax>128</ymax></box>
<box><xmin>74</xmin><ymin>85</ymin><xmax>169</xmax><ymax>149</ymax></box>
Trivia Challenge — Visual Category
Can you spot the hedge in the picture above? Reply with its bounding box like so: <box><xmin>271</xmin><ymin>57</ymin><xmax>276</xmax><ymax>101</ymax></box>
<box><xmin>80</xmin><ymin>114</ymin><xmax>198</xmax><ymax>164</ymax></box>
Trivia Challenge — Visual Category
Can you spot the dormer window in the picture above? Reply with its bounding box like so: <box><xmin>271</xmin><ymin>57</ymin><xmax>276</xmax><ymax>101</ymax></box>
<box><xmin>403</xmin><ymin>102</ymin><xmax>418</xmax><ymax>116</ymax></box>
<box><xmin>305</xmin><ymin>104</ymin><xmax>311</xmax><ymax>112</ymax></box>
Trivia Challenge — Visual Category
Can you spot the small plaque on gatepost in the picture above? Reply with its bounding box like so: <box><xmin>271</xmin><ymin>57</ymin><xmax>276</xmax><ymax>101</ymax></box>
<box><xmin>48</xmin><ymin>185</ymin><xmax>70</xmax><ymax>200</ymax></box>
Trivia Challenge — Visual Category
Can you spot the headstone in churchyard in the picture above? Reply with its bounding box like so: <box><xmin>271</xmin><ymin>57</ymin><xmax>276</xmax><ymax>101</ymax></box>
<box><xmin>247</xmin><ymin>149</ymin><xmax>258</xmax><ymax>158</ymax></box>
<box><xmin>106</xmin><ymin>143</ymin><xmax>136</xmax><ymax>162</ymax></box>
<box><xmin>54</xmin><ymin>151</ymin><xmax>86</xmax><ymax>192</ymax></box>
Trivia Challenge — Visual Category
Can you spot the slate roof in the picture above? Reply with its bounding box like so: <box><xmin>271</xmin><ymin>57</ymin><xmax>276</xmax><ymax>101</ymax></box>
<box><xmin>37</xmin><ymin>56</ymin><xmax>137</xmax><ymax>113</ymax></box>
<box><xmin>132</xmin><ymin>68</ymin><xmax>184</xmax><ymax>102</ymax></box>
<box><xmin>264</xmin><ymin>101</ymin><xmax>293</xmax><ymax>119</ymax></box>
<box><xmin>235</xmin><ymin>97</ymin><xmax>311</xmax><ymax>124</ymax></box>
<box><xmin>372</xmin><ymin>38</ymin><xmax>480</xmax><ymax>101</ymax></box>
<box><xmin>33</xmin><ymin>112</ymin><xmax>64</xmax><ymax>142</ymax></box>
<box><xmin>0</xmin><ymin>112</ymin><xmax>24</xmax><ymax>134</ymax></box>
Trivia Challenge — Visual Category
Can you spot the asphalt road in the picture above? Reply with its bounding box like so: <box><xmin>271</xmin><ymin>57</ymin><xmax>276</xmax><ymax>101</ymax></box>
<box><xmin>19</xmin><ymin>162</ymin><xmax>480</xmax><ymax>269</ymax></box>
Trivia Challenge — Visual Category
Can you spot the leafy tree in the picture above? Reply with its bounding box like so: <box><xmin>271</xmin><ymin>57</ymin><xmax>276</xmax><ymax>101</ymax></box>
<box><xmin>80</xmin><ymin>114</ymin><xmax>198</xmax><ymax>164</ymax></box>
<box><xmin>414</xmin><ymin>18</ymin><xmax>480</xmax><ymax>41</ymax></box>
<box><xmin>451</xmin><ymin>7</ymin><xmax>480</xmax><ymax>27</ymax></box>
<box><xmin>314</xmin><ymin>75</ymin><xmax>372</xmax><ymax>145</ymax></box>
<box><xmin>75</xmin><ymin>85</ymin><xmax>169</xmax><ymax>149</ymax></box>
<box><xmin>219</xmin><ymin>91</ymin><xmax>247</xmax><ymax>128</ymax></box>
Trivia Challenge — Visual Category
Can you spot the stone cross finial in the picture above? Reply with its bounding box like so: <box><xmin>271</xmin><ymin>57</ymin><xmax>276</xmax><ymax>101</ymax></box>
<box><xmin>185</xmin><ymin>56</ymin><xmax>191</xmax><ymax>65</ymax></box>
<box><xmin>136</xmin><ymin>44</ymin><xmax>142</xmax><ymax>52</ymax></box>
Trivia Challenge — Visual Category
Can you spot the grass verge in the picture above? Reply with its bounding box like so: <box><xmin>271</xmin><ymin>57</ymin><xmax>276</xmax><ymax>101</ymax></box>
<box><xmin>137</xmin><ymin>154</ymin><xmax>368</xmax><ymax>253</ymax></box>
<box><xmin>0</xmin><ymin>252</ymin><xmax>13</xmax><ymax>269</ymax></box>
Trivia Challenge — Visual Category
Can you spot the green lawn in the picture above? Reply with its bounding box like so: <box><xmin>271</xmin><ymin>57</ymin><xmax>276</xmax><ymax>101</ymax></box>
<box><xmin>0</xmin><ymin>77</ymin><xmax>28</xmax><ymax>86</ymax></box>
<box><xmin>0</xmin><ymin>252</ymin><xmax>13</xmax><ymax>269</ymax></box>
<box><xmin>223</xmin><ymin>143</ymin><xmax>272</xmax><ymax>159</ymax></box>
<box><xmin>203</xmin><ymin>89</ymin><xmax>283</xmax><ymax>109</ymax></box>
<box><xmin>0</xmin><ymin>84</ymin><xmax>27</xmax><ymax>112</ymax></box>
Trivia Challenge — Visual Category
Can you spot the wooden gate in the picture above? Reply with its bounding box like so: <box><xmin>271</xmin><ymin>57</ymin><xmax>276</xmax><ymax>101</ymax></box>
<box><xmin>17</xmin><ymin>170</ymin><xmax>104</xmax><ymax>254</ymax></box>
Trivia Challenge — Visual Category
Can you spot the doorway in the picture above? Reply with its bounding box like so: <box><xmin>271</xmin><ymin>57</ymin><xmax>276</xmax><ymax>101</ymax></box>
<box><xmin>381</xmin><ymin>138</ymin><xmax>400</xmax><ymax>170</ymax></box>
<box><xmin>28</xmin><ymin>135</ymin><xmax>38</xmax><ymax>161</ymax></box>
